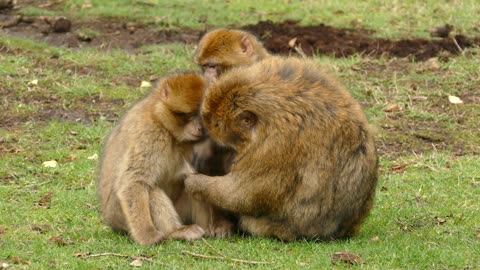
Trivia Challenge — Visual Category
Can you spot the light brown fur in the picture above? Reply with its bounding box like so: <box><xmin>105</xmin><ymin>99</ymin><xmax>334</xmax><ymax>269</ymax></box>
<box><xmin>185</xmin><ymin>57</ymin><xmax>379</xmax><ymax>241</ymax></box>
<box><xmin>194</xmin><ymin>28</ymin><xmax>271</xmax><ymax>82</ymax></box>
<box><xmin>97</xmin><ymin>72</ymin><xmax>232</xmax><ymax>245</ymax></box>
<box><xmin>192</xmin><ymin>28</ymin><xmax>271</xmax><ymax>176</ymax></box>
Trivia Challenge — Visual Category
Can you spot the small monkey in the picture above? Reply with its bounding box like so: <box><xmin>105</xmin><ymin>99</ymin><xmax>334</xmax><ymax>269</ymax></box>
<box><xmin>192</xmin><ymin>28</ymin><xmax>271</xmax><ymax>176</ymax></box>
<box><xmin>97</xmin><ymin>72</ymin><xmax>231</xmax><ymax>245</ymax></box>
<box><xmin>194</xmin><ymin>28</ymin><xmax>271</xmax><ymax>82</ymax></box>
<box><xmin>185</xmin><ymin>57</ymin><xmax>379</xmax><ymax>241</ymax></box>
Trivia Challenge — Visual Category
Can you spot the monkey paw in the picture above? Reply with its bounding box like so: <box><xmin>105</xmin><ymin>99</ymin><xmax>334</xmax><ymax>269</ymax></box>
<box><xmin>169</xmin><ymin>224</ymin><xmax>205</xmax><ymax>241</ymax></box>
<box><xmin>132</xmin><ymin>229</ymin><xmax>164</xmax><ymax>246</ymax></box>
<box><xmin>184</xmin><ymin>174</ymin><xmax>206</xmax><ymax>199</ymax></box>
<box><xmin>207</xmin><ymin>220</ymin><xmax>235</xmax><ymax>238</ymax></box>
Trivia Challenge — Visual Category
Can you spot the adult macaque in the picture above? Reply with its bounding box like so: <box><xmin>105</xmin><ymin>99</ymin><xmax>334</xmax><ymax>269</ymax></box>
<box><xmin>185</xmin><ymin>57</ymin><xmax>379</xmax><ymax>241</ymax></box>
<box><xmin>97</xmin><ymin>72</ymin><xmax>232</xmax><ymax>245</ymax></box>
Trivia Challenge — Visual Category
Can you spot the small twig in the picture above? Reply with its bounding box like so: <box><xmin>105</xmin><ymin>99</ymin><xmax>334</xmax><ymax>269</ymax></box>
<box><xmin>294</xmin><ymin>44</ymin><xmax>308</xmax><ymax>58</ymax></box>
<box><xmin>74</xmin><ymin>252</ymin><xmax>155</xmax><ymax>263</ymax></box>
<box><xmin>201</xmin><ymin>238</ymin><xmax>226</xmax><ymax>257</ymax></box>
<box><xmin>181</xmin><ymin>250</ymin><xmax>225</xmax><ymax>260</ymax></box>
<box><xmin>134</xmin><ymin>0</ymin><xmax>158</xmax><ymax>6</ymax></box>
<box><xmin>181</xmin><ymin>249</ymin><xmax>271</xmax><ymax>265</ymax></box>
<box><xmin>451</xmin><ymin>36</ymin><xmax>464</xmax><ymax>54</ymax></box>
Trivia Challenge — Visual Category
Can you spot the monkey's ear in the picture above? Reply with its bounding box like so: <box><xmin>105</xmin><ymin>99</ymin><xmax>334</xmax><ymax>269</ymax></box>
<box><xmin>240</xmin><ymin>35</ymin><xmax>253</xmax><ymax>55</ymax></box>
<box><xmin>160</xmin><ymin>83</ymin><xmax>170</xmax><ymax>101</ymax></box>
<box><xmin>238</xmin><ymin>111</ymin><xmax>256</xmax><ymax>129</ymax></box>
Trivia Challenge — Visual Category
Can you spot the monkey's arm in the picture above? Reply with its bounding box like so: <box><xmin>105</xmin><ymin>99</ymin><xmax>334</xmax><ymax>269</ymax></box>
<box><xmin>185</xmin><ymin>173</ymin><xmax>265</xmax><ymax>216</ymax></box>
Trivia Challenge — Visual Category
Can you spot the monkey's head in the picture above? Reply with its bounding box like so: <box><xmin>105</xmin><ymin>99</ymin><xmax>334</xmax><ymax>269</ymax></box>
<box><xmin>194</xmin><ymin>29</ymin><xmax>269</xmax><ymax>82</ymax></box>
<box><xmin>154</xmin><ymin>72</ymin><xmax>208</xmax><ymax>142</ymax></box>
<box><xmin>200</xmin><ymin>70</ymin><xmax>261</xmax><ymax>150</ymax></box>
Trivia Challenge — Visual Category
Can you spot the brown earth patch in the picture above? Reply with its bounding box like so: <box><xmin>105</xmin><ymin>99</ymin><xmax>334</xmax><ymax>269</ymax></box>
<box><xmin>1</xmin><ymin>7</ymin><xmax>479</xmax><ymax>60</ymax></box>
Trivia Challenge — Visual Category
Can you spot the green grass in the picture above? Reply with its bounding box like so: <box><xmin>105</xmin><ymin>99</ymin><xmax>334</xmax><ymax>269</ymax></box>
<box><xmin>1</xmin><ymin>0</ymin><xmax>480</xmax><ymax>269</ymax></box>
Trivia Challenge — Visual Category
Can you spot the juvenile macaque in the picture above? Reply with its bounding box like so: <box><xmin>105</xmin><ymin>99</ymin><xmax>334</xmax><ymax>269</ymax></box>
<box><xmin>193</xmin><ymin>28</ymin><xmax>271</xmax><ymax>176</ymax></box>
<box><xmin>185</xmin><ymin>57</ymin><xmax>379</xmax><ymax>241</ymax></box>
<box><xmin>194</xmin><ymin>28</ymin><xmax>271</xmax><ymax>82</ymax></box>
<box><xmin>97</xmin><ymin>72</ymin><xmax>232</xmax><ymax>245</ymax></box>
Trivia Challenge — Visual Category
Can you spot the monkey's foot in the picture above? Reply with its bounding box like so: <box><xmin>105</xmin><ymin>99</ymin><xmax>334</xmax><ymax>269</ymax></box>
<box><xmin>168</xmin><ymin>224</ymin><xmax>205</xmax><ymax>241</ymax></box>
<box><xmin>132</xmin><ymin>228</ymin><xmax>164</xmax><ymax>245</ymax></box>
<box><xmin>207</xmin><ymin>220</ymin><xmax>235</xmax><ymax>237</ymax></box>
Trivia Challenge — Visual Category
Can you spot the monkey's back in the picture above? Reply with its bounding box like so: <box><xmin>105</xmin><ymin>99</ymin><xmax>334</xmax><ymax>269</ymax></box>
<box><xmin>97</xmin><ymin>97</ymin><xmax>185</xmax><ymax>229</ymax></box>
<box><xmin>216</xmin><ymin>57</ymin><xmax>379</xmax><ymax>239</ymax></box>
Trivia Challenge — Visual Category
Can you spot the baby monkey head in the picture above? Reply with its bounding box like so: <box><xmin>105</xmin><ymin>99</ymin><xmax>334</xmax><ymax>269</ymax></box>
<box><xmin>154</xmin><ymin>72</ymin><xmax>207</xmax><ymax>142</ymax></box>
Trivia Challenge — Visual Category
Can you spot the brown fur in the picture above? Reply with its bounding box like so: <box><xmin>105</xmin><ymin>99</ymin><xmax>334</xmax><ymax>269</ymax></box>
<box><xmin>192</xmin><ymin>28</ymin><xmax>271</xmax><ymax>176</ymax></box>
<box><xmin>194</xmin><ymin>28</ymin><xmax>271</xmax><ymax>82</ymax></box>
<box><xmin>185</xmin><ymin>57</ymin><xmax>379</xmax><ymax>241</ymax></box>
<box><xmin>97</xmin><ymin>72</ymin><xmax>233</xmax><ymax>245</ymax></box>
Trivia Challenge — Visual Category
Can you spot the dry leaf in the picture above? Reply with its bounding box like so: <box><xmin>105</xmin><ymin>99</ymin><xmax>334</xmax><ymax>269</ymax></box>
<box><xmin>288</xmin><ymin>37</ymin><xmax>297</xmax><ymax>48</ymax></box>
<box><xmin>42</xmin><ymin>160</ymin><xmax>58</xmax><ymax>168</ymax></box>
<box><xmin>370</xmin><ymin>236</ymin><xmax>380</xmax><ymax>242</ymax></box>
<box><xmin>411</xmin><ymin>96</ymin><xmax>428</xmax><ymax>101</ymax></box>
<box><xmin>384</xmin><ymin>104</ymin><xmax>401</xmax><ymax>112</ymax></box>
<box><xmin>476</xmin><ymin>233</ymin><xmax>480</xmax><ymax>239</ymax></box>
<box><xmin>130</xmin><ymin>259</ymin><xmax>143</xmax><ymax>267</ymax></box>
<box><xmin>390</xmin><ymin>164</ymin><xmax>406</xmax><ymax>173</ymax></box>
<box><xmin>28</xmin><ymin>79</ymin><xmax>38</xmax><ymax>86</ymax></box>
<box><xmin>1</xmin><ymin>263</ymin><xmax>9</xmax><ymax>269</ymax></box>
<box><xmin>87</xmin><ymin>153</ymin><xmax>98</xmax><ymax>160</ymax></box>
<box><xmin>35</xmin><ymin>192</ymin><xmax>52</xmax><ymax>206</ymax></box>
<box><xmin>140</xmin><ymin>81</ymin><xmax>152</xmax><ymax>88</ymax></box>
<box><xmin>0</xmin><ymin>226</ymin><xmax>5</xmax><ymax>234</ymax></box>
<box><xmin>49</xmin><ymin>235</ymin><xmax>72</xmax><ymax>246</ymax></box>
<box><xmin>448</xmin><ymin>95</ymin><xmax>463</xmax><ymax>104</ymax></box>
<box><xmin>332</xmin><ymin>251</ymin><xmax>363</xmax><ymax>265</ymax></box>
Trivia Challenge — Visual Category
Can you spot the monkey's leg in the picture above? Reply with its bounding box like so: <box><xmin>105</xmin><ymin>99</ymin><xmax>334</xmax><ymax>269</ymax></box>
<box><xmin>150</xmin><ymin>188</ymin><xmax>205</xmax><ymax>241</ymax></box>
<box><xmin>185</xmin><ymin>174</ymin><xmax>267</xmax><ymax>216</ymax></box>
<box><xmin>240</xmin><ymin>216</ymin><xmax>296</xmax><ymax>241</ymax></box>
<box><xmin>118</xmin><ymin>182</ymin><xmax>163</xmax><ymax>245</ymax></box>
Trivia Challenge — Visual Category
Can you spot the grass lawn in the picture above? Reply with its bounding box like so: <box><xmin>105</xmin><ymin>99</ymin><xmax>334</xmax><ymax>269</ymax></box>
<box><xmin>1</xmin><ymin>0</ymin><xmax>479</xmax><ymax>269</ymax></box>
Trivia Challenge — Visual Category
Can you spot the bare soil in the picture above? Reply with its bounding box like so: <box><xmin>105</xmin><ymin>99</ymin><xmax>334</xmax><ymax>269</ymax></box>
<box><xmin>1</xmin><ymin>5</ymin><xmax>479</xmax><ymax>158</ymax></box>
<box><xmin>1</xmin><ymin>7</ymin><xmax>479</xmax><ymax>60</ymax></box>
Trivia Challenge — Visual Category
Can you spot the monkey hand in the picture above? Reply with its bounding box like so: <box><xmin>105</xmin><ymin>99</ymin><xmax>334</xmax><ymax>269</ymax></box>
<box><xmin>184</xmin><ymin>173</ymin><xmax>209</xmax><ymax>200</ymax></box>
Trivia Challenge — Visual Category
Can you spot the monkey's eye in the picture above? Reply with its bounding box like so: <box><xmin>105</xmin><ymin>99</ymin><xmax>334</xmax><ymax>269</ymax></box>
<box><xmin>237</xmin><ymin>111</ymin><xmax>256</xmax><ymax>129</ymax></box>
<box><xmin>202</xmin><ymin>64</ymin><xmax>217</xmax><ymax>70</ymax></box>
<box><xmin>173</xmin><ymin>112</ymin><xmax>197</xmax><ymax>121</ymax></box>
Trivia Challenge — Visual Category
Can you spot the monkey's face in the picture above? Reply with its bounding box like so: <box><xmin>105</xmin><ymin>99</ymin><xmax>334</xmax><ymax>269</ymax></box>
<box><xmin>156</xmin><ymin>73</ymin><xmax>207</xmax><ymax>142</ymax></box>
<box><xmin>194</xmin><ymin>29</ymin><xmax>257</xmax><ymax>82</ymax></box>
<box><xmin>179</xmin><ymin>115</ymin><xmax>205</xmax><ymax>142</ymax></box>
<box><xmin>201</xmin><ymin>81</ymin><xmax>258</xmax><ymax>149</ymax></box>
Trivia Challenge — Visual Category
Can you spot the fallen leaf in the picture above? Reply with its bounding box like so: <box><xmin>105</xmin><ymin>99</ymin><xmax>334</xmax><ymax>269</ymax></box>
<box><xmin>370</xmin><ymin>236</ymin><xmax>380</xmax><ymax>242</ymax></box>
<box><xmin>49</xmin><ymin>235</ymin><xmax>73</xmax><ymax>246</ymax></box>
<box><xmin>68</xmin><ymin>154</ymin><xmax>77</xmax><ymax>161</ymax></box>
<box><xmin>28</xmin><ymin>79</ymin><xmax>38</xmax><ymax>86</ymax></box>
<box><xmin>87</xmin><ymin>153</ymin><xmax>98</xmax><ymax>160</ymax></box>
<box><xmin>1</xmin><ymin>263</ymin><xmax>9</xmax><ymax>269</ymax></box>
<box><xmin>130</xmin><ymin>259</ymin><xmax>142</xmax><ymax>267</ymax></box>
<box><xmin>435</xmin><ymin>216</ymin><xmax>447</xmax><ymax>225</ymax></box>
<box><xmin>69</xmin><ymin>131</ymin><xmax>79</xmax><ymax>135</ymax></box>
<box><xmin>0</xmin><ymin>226</ymin><xmax>4</xmax><ymax>234</ymax></box>
<box><xmin>390</xmin><ymin>164</ymin><xmax>406</xmax><ymax>173</ymax></box>
<box><xmin>82</xmin><ymin>2</ymin><xmax>93</xmax><ymax>9</ymax></box>
<box><xmin>140</xmin><ymin>81</ymin><xmax>152</xmax><ymax>88</ymax></box>
<box><xmin>288</xmin><ymin>37</ymin><xmax>297</xmax><ymax>48</ymax></box>
<box><xmin>470</xmin><ymin>181</ymin><xmax>479</xmax><ymax>187</ymax></box>
<box><xmin>448</xmin><ymin>95</ymin><xmax>463</xmax><ymax>104</ymax></box>
<box><xmin>476</xmin><ymin>233</ymin><xmax>480</xmax><ymax>239</ymax></box>
<box><xmin>35</xmin><ymin>192</ymin><xmax>52</xmax><ymax>206</ymax></box>
<box><xmin>411</xmin><ymin>96</ymin><xmax>428</xmax><ymax>101</ymax></box>
<box><xmin>331</xmin><ymin>251</ymin><xmax>363</xmax><ymax>265</ymax></box>
<box><xmin>384</xmin><ymin>104</ymin><xmax>401</xmax><ymax>112</ymax></box>
<box><xmin>416</xmin><ymin>57</ymin><xmax>440</xmax><ymax>71</ymax></box>
<box><xmin>31</xmin><ymin>223</ymin><xmax>51</xmax><ymax>233</ymax></box>
<box><xmin>42</xmin><ymin>160</ymin><xmax>58</xmax><ymax>168</ymax></box>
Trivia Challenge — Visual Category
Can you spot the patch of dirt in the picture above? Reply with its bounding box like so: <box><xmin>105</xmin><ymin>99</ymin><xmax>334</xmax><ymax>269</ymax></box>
<box><xmin>1</xmin><ymin>7</ymin><xmax>480</xmax><ymax>60</ymax></box>
<box><xmin>243</xmin><ymin>20</ymin><xmax>480</xmax><ymax>60</ymax></box>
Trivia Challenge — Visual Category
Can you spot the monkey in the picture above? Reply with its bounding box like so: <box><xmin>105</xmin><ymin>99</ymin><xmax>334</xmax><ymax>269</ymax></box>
<box><xmin>97</xmin><ymin>72</ymin><xmax>233</xmax><ymax>245</ymax></box>
<box><xmin>192</xmin><ymin>28</ymin><xmax>272</xmax><ymax>176</ymax></box>
<box><xmin>185</xmin><ymin>56</ymin><xmax>379</xmax><ymax>241</ymax></box>
<box><xmin>194</xmin><ymin>28</ymin><xmax>271</xmax><ymax>83</ymax></box>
